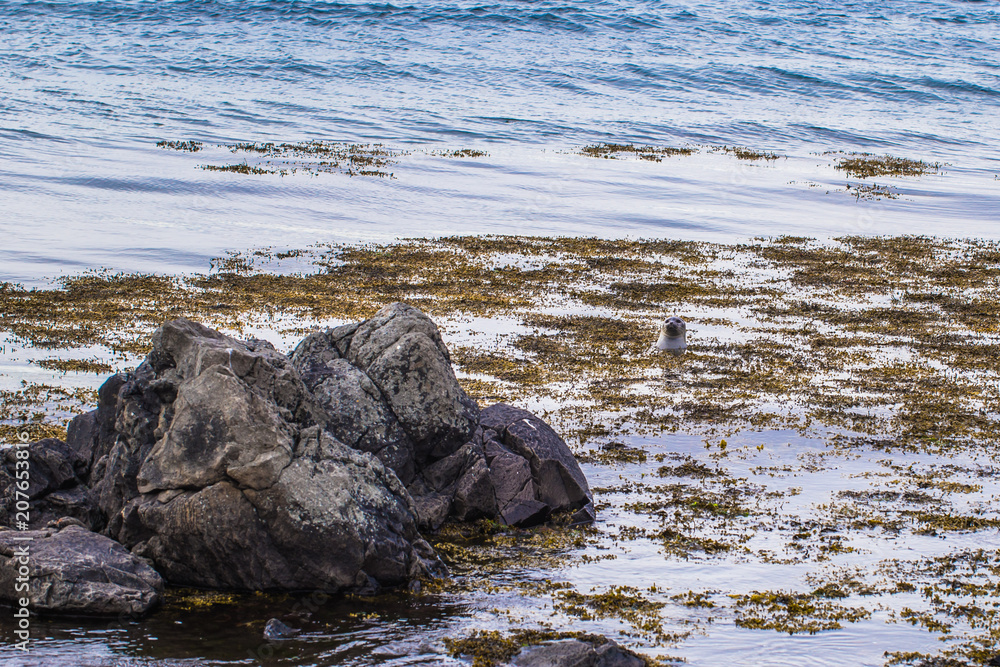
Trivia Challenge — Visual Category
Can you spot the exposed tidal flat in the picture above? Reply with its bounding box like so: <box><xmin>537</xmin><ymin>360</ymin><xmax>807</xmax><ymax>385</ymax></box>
<box><xmin>2</xmin><ymin>235</ymin><xmax>1000</xmax><ymax>666</ymax></box>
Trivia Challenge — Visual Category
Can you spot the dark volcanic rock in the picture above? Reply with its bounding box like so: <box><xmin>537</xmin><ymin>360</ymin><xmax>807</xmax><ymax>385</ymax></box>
<box><xmin>85</xmin><ymin>317</ymin><xmax>442</xmax><ymax>593</ymax></box>
<box><xmin>291</xmin><ymin>304</ymin><xmax>593</xmax><ymax>530</ymax></box>
<box><xmin>481</xmin><ymin>404</ymin><xmax>594</xmax><ymax>526</ymax></box>
<box><xmin>0</xmin><ymin>438</ymin><xmax>103</xmax><ymax>531</ymax></box>
<box><xmin>0</xmin><ymin>525</ymin><xmax>163</xmax><ymax>616</ymax></box>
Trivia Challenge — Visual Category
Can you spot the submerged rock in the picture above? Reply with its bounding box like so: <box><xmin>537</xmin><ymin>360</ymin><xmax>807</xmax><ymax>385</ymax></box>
<box><xmin>0</xmin><ymin>525</ymin><xmax>163</xmax><ymax>616</ymax></box>
<box><xmin>263</xmin><ymin>617</ymin><xmax>300</xmax><ymax>641</ymax></box>
<box><xmin>511</xmin><ymin>638</ymin><xmax>645</xmax><ymax>667</ymax></box>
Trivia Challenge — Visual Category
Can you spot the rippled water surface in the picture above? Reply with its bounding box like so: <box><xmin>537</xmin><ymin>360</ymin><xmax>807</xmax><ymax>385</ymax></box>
<box><xmin>1</xmin><ymin>0</ymin><xmax>999</xmax><ymax>282</ymax></box>
<box><xmin>2</xmin><ymin>1</ymin><xmax>1000</xmax><ymax>665</ymax></box>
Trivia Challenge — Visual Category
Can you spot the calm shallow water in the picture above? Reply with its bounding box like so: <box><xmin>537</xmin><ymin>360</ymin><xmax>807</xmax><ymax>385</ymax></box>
<box><xmin>5</xmin><ymin>425</ymin><xmax>998</xmax><ymax>666</ymax></box>
<box><xmin>2</xmin><ymin>1</ymin><xmax>1000</xmax><ymax>664</ymax></box>
<box><xmin>1</xmin><ymin>0</ymin><xmax>999</xmax><ymax>282</ymax></box>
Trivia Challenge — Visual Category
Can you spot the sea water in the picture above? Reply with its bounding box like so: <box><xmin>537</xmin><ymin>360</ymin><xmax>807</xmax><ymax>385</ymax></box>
<box><xmin>2</xmin><ymin>2</ymin><xmax>1000</xmax><ymax>665</ymax></box>
<box><xmin>1</xmin><ymin>0</ymin><xmax>999</xmax><ymax>283</ymax></box>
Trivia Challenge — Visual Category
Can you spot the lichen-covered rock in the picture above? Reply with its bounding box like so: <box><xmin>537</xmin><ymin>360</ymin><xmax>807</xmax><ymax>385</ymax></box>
<box><xmin>296</xmin><ymin>302</ymin><xmax>479</xmax><ymax>468</ymax></box>
<box><xmin>0</xmin><ymin>525</ymin><xmax>163</xmax><ymax>616</ymax></box>
<box><xmin>80</xmin><ymin>317</ymin><xmax>441</xmax><ymax>593</ymax></box>
<box><xmin>293</xmin><ymin>347</ymin><xmax>416</xmax><ymax>484</ymax></box>
<box><xmin>291</xmin><ymin>304</ymin><xmax>593</xmax><ymax>530</ymax></box>
<box><xmin>291</xmin><ymin>303</ymin><xmax>487</xmax><ymax>530</ymax></box>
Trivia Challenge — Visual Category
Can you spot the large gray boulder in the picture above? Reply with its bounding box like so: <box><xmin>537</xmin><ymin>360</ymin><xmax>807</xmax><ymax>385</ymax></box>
<box><xmin>78</xmin><ymin>317</ymin><xmax>442</xmax><ymax>593</ymax></box>
<box><xmin>0</xmin><ymin>525</ymin><xmax>163</xmax><ymax>616</ymax></box>
<box><xmin>291</xmin><ymin>304</ymin><xmax>593</xmax><ymax>531</ymax></box>
<box><xmin>291</xmin><ymin>302</ymin><xmax>480</xmax><ymax>475</ymax></box>
<box><xmin>291</xmin><ymin>303</ymin><xmax>489</xmax><ymax>530</ymax></box>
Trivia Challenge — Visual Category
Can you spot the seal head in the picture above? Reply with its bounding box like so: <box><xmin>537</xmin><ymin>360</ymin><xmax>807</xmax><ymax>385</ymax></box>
<box><xmin>654</xmin><ymin>316</ymin><xmax>687</xmax><ymax>356</ymax></box>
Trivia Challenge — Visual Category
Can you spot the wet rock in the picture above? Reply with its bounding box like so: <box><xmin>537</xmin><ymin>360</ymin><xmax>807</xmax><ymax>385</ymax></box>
<box><xmin>263</xmin><ymin>618</ymin><xmax>299</xmax><ymax>641</ymax></box>
<box><xmin>0</xmin><ymin>439</ymin><xmax>103</xmax><ymax>531</ymax></box>
<box><xmin>0</xmin><ymin>525</ymin><xmax>163</xmax><ymax>616</ymax></box>
<box><xmin>291</xmin><ymin>304</ymin><xmax>595</xmax><ymax>531</ymax></box>
<box><xmin>512</xmin><ymin>640</ymin><xmax>593</xmax><ymax>667</ymax></box>
<box><xmin>511</xmin><ymin>638</ymin><xmax>645</xmax><ymax>667</ymax></box>
<box><xmin>87</xmin><ymin>317</ymin><xmax>442</xmax><ymax>593</ymax></box>
<box><xmin>480</xmin><ymin>404</ymin><xmax>594</xmax><ymax>526</ymax></box>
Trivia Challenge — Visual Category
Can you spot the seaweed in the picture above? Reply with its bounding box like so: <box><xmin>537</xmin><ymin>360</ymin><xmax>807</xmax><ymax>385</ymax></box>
<box><xmin>833</xmin><ymin>153</ymin><xmax>941</xmax><ymax>178</ymax></box>
<box><xmin>156</xmin><ymin>140</ymin><xmax>203</xmax><ymax>152</ymax></box>
<box><xmin>579</xmin><ymin>143</ymin><xmax>697</xmax><ymax>162</ymax></box>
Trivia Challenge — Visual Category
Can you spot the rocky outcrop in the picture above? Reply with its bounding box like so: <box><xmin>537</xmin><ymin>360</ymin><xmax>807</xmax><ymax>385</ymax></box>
<box><xmin>6</xmin><ymin>303</ymin><xmax>594</xmax><ymax>603</ymax></box>
<box><xmin>0</xmin><ymin>525</ymin><xmax>163</xmax><ymax>616</ymax></box>
<box><xmin>292</xmin><ymin>303</ymin><xmax>592</xmax><ymax>531</ymax></box>
<box><xmin>75</xmin><ymin>317</ymin><xmax>442</xmax><ymax>593</ymax></box>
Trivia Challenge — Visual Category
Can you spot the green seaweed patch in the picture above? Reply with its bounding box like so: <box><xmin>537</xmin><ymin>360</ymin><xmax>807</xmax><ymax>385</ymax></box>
<box><xmin>164</xmin><ymin>588</ymin><xmax>245</xmax><ymax>611</ymax></box>
<box><xmin>224</xmin><ymin>140</ymin><xmax>403</xmax><ymax>178</ymax></box>
<box><xmin>833</xmin><ymin>153</ymin><xmax>941</xmax><ymax>178</ymax></box>
<box><xmin>731</xmin><ymin>590</ymin><xmax>871</xmax><ymax>634</ymax></box>
<box><xmin>430</xmin><ymin>518</ymin><xmax>599</xmax><ymax>576</ymax></box>
<box><xmin>579</xmin><ymin>143</ymin><xmax>696</xmax><ymax>162</ymax></box>
<box><xmin>200</xmin><ymin>162</ymin><xmax>281</xmax><ymax>176</ymax></box>
<box><xmin>554</xmin><ymin>586</ymin><xmax>680</xmax><ymax>644</ymax></box>
<box><xmin>0</xmin><ymin>382</ymin><xmax>96</xmax><ymax>442</ymax></box>
<box><xmin>657</xmin><ymin>460</ymin><xmax>725</xmax><ymax>479</ymax></box>
<box><xmin>670</xmin><ymin>590</ymin><xmax>717</xmax><ymax>608</ymax></box>
<box><xmin>156</xmin><ymin>140</ymin><xmax>203</xmax><ymax>152</ymax></box>
<box><xmin>844</xmin><ymin>182</ymin><xmax>899</xmax><ymax>201</ymax></box>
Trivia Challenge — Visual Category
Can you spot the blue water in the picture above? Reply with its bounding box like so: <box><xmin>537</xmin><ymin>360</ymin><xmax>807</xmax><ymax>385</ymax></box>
<box><xmin>2</xmin><ymin>0</ymin><xmax>999</xmax><ymax>281</ymax></box>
